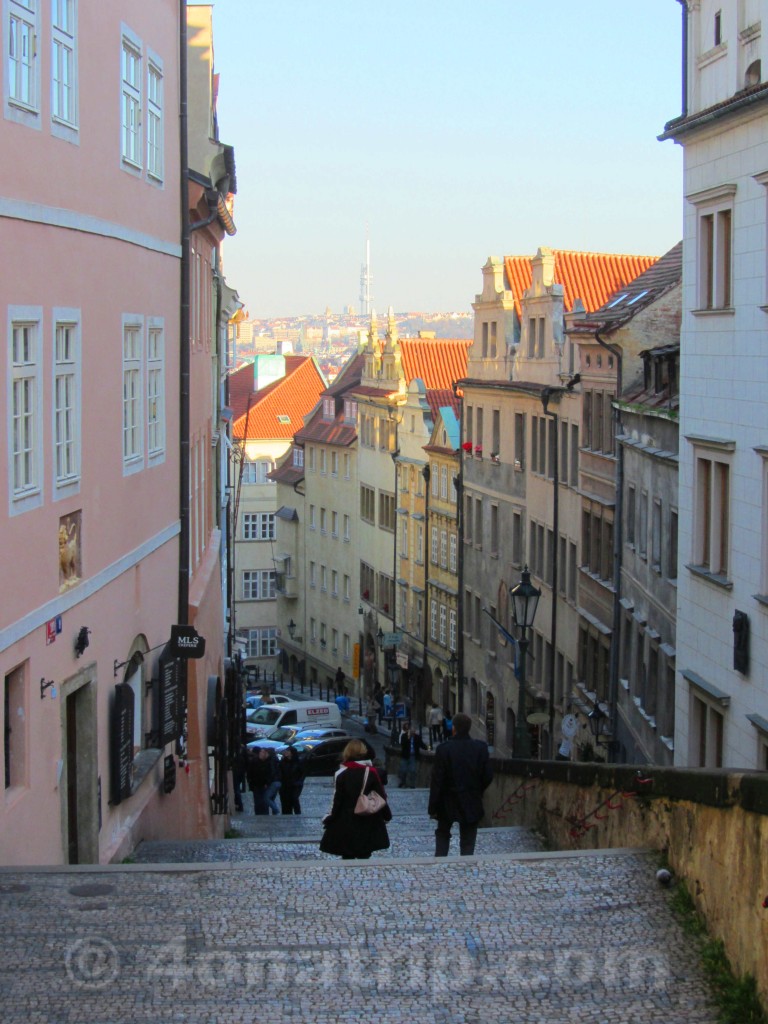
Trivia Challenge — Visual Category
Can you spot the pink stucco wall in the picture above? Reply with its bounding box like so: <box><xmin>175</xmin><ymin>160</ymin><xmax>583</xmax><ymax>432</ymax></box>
<box><xmin>0</xmin><ymin>1</ymin><xmax>222</xmax><ymax>865</ymax></box>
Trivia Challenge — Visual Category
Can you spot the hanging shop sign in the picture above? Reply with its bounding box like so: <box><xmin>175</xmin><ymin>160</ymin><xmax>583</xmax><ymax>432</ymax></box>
<box><xmin>169</xmin><ymin>624</ymin><xmax>206</xmax><ymax>659</ymax></box>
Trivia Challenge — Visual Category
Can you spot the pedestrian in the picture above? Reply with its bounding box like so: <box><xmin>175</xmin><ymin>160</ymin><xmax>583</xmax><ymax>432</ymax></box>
<box><xmin>428</xmin><ymin>712</ymin><xmax>493</xmax><ymax>856</ymax></box>
<box><xmin>372</xmin><ymin>683</ymin><xmax>384</xmax><ymax>723</ymax></box>
<box><xmin>231</xmin><ymin>743</ymin><xmax>247</xmax><ymax>812</ymax></box>
<box><xmin>382</xmin><ymin>688</ymin><xmax>393</xmax><ymax>721</ymax></box>
<box><xmin>246</xmin><ymin>746</ymin><xmax>274</xmax><ymax>815</ymax></box>
<box><xmin>442</xmin><ymin>712</ymin><xmax>453</xmax><ymax>742</ymax></box>
<box><xmin>335</xmin><ymin>666</ymin><xmax>345</xmax><ymax>697</ymax></box>
<box><xmin>428</xmin><ymin>703</ymin><xmax>444</xmax><ymax>748</ymax></box>
<box><xmin>364</xmin><ymin>696</ymin><xmax>379</xmax><ymax>733</ymax></box>
<box><xmin>399</xmin><ymin>725</ymin><xmax>426</xmax><ymax>788</ymax></box>
<box><xmin>319</xmin><ymin>739</ymin><xmax>391</xmax><ymax>859</ymax></box>
<box><xmin>278</xmin><ymin>746</ymin><xmax>305</xmax><ymax>814</ymax></box>
<box><xmin>265</xmin><ymin>750</ymin><xmax>281</xmax><ymax>814</ymax></box>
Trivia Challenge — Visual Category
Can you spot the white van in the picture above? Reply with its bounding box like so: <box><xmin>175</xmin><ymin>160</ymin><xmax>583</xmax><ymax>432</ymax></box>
<box><xmin>245</xmin><ymin>700</ymin><xmax>342</xmax><ymax>738</ymax></box>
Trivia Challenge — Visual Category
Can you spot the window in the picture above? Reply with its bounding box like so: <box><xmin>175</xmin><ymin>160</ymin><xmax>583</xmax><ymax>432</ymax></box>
<box><xmin>512</xmin><ymin>511</ymin><xmax>522</xmax><ymax>567</ymax></box>
<box><xmin>243</xmin><ymin>512</ymin><xmax>275</xmax><ymax>540</ymax></box>
<box><xmin>147</xmin><ymin>322</ymin><xmax>164</xmax><ymax>460</ymax></box>
<box><xmin>638</xmin><ymin>491</ymin><xmax>648</xmax><ymax>559</ymax></box>
<box><xmin>243</xmin><ymin>627</ymin><xmax>277</xmax><ymax>658</ymax></box>
<box><xmin>242</xmin><ymin>569</ymin><xmax>276</xmax><ymax>600</ymax></box>
<box><xmin>241</xmin><ymin>458</ymin><xmax>273</xmax><ymax>484</ymax></box>
<box><xmin>322</xmin><ymin>397</ymin><xmax>334</xmax><ymax>419</ymax></box>
<box><xmin>400</xmin><ymin>517</ymin><xmax>408</xmax><ymax>558</ymax></box>
<box><xmin>690</xmin><ymin>693</ymin><xmax>724</xmax><ymax>768</ymax></box>
<box><xmin>343</xmin><ymin>634</ymin><xmax>351</xmax><ymax>661</ymax></box>
<box><xmin>652</xmin><ymin>499</ymin><xmax>662</xmax><ymax>571</ymax></box>
<box><xmin>331</xmin><ymin>451</ymin><xmax>338</xmax><ymax>476</ymax></box>
<box><xmin>292</xmin><ymin>447</ymin><xmax>304</xmax><ymax>468</ymax></box>
<box><xmin>692</xmin><ymin>444</ymin><xmax>732</xmax><ymax>578</ymax></box>
<box><xmin>331</xmin><ymin>510</ymin><xmax>338</xmax><ymax>538</ymax></box>
<box><xmin>320</xmin><ymin>565</ymin><xmax>327</xmax><ymax>592</ymax></box>
<box><xmin>122</xmin><ymin>321</ymin><xmax>143</xmax><ymax>469</ymax></box>
<box><xmin>343</xmin><ymin>452</ymin><xmax>350</xmax><ymax>479</ymax></box>
<box><xmin>4</xmin><ymin>664</ymin><xmax>27</xmax><ymax>789</ymax></box>
<box><xmin>309</xmin><ymin>561</ymin><xmax>316</xmax><ymax>588</ymax></box>
<box><xmin>309</xmin><ymin>504</ymin><xmax>316</xmax><ymax>530</ymax></box>
<box><xmin>331</xmin><ymin>628</ymin><xmax>338</xmax><ymax>653</ymax></box>
<box><xmin>8</xmin><ymin>0</ymin><xmax>38</xmax><ymax>115</ymax></box>
<box><xmin>319</xmin><ymin>449</ymin><xmax>327</xmax><ymax>475</ymax></box>
<box><xmin>430</xmin><ymin>600</ymin><xmax>438</xmax><ymax>641</ymax></box>
<box><xmin>146</xmin><ymin>57</ymin><xmax>163</xmax><ymax>181</ymax></box>
<box><xmin>360</xmin><ymin>485</ymin><xmax>375</xmax><ymax>524</ymax></box>
<box><xmin>688</xmin><ymin>184</ymin><xmax>736</xmax><ymax>311</ymax></box>
<box><xmin>439</xmin><ymin>604</ymin><xmax>447</xmax><ymax>646</ymax></box>
<box><xmin>343</xmin><ymin>574</ymin><xmax>350</xmax><ymax>601</ymax></box>
<box><xmin>440</xmin><ymin>465</ymin><xmax>448</xmax><ymax>500</ymax></box>
<box><xmin>475</xmin><ymin>497</ymin><xmax>483</xmax><ymax>548</ymax></box>
<box><xmin>431</xmin><ymin>465</ymin><xmax>439</xmax><ymax>497</ymax></box>
<box><xmin>431</xmin><ymin>526</ymin><xmax>438</xmax><ymax>564</ymax></box>
<box><xmin>449</xmin><ymin>608</ymin><xmax>457</xmax><ymax>651</ymax></box>
<box><xmin>10</xmin><ymin>313</ymin><xmax>42</xmax><ymax>506</ymax></box>
<box><xmin>308</xmin><ymin>447</ymin><xmax>315</xmax><ymax>471</ymax></box>
<box><xmin>415</xmin><ymin>523</ymin><xmax>424</xmax><ymax>564</ymax></box>
<box><xmin>344</xmin><ymin>399</ymin><xmax>357</xmax><ymax>422</ymax></box>
<box><xmin>52</xmin><ymin>0</ymin><xmax>77</xmax><ymax>129</ymax></box>
<box><xmin>490</xmin><ymin>504</ymin><xmax>499</xmax><ymax>556</ymax></box>
<box><xmin>714</xmin><ymin>8</ymin><xmax>722</xmax><ymax>46</ymax></box>
<box><xmin>343</xmin><ymin>513</ymin><xmax>350</xmax><ymax>542</ymax></box>
<box><xmin>320</xmin><ymin>507</ymin><xmax>327</xmax><ymax>534</ymax></box>
<box><xmin>627</xmin><ymin>485</ymin><xmax>636</xmax><ymax>547</ymax></box>
<box><xmin>514</xmin><ymin>413</ymin><xmax>525</xmax><ymax>469</ymax></box>
<box><xmin>121</xmin><ymin>34</ymin><xmax>142</xmax><ymax>167</ymax></box>
<box><xmin>379</xmin><ymin>491</ymin><xmax>395</xmax><ymax>532</ymax></box>
<box><xmin>440</xmin><ymin>529</ymin><xmax>447</xmax><ymax>567</ymax></box>
<box><xmin>668</xmin><ymin>509</ymin><xmax>679</xmax><ymax>582</ymax></box>
<box><xmin>53</xmin><ymin>314</ymin><xmax>80</xmax><ymax>492</ymax></box>
<box><xmin>449</xmin><ymin>533</ymin><xmax>457</xmax><ymax>573</ymax></box>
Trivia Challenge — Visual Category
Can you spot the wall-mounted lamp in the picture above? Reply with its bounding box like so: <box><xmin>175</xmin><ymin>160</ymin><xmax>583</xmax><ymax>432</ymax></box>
<box><xmin>376</xmin><ymin>627</ymin><xmax>385</xmax><ymax>650</ymax></box>
<box><xmin>587</xmin><ymin>700</ymin><xmax>609</xmax><ymax>743</ymax></box>
<box><xmin>40</xmin><ymin>678</ymin><xmax>56</xmax><ymax>700</ymax></box>
<box><xmin>287</xmin><ymin>618</ymin><xmax>297</xmax><ymax>639</ymax></box>
<box><xmin>114</xmin><ymin>650</ymin><xmax>144</xmax><ymax>678</ymax></box>
<box><xmin>74</xmin><ymin>626</ymin><xmax>91</xmax><ymax>658</ymax></box>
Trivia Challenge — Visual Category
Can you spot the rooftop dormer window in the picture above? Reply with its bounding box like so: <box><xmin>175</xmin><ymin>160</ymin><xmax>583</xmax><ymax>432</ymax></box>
<box><xmin>322</xmin><ymin>397</ymin><xmax>334</xmax><ymax>419</ymax></box>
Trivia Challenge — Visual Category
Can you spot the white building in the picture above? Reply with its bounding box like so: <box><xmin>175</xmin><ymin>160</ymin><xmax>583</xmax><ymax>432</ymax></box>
<box><xmin>661</xmin><ymin>0</ymin><xmax>768</xmax><ymax>769</ymax></box>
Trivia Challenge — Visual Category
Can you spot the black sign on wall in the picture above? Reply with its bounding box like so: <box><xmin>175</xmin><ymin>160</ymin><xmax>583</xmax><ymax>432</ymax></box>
<box><xmin>111</xmin><ymin>683</ymin><xmax>134</xmax><ymax>805</ymax></box>
<box><xmin>170</xmin><ymin>624</ymin><xmax>206</xmax><ymax>659</ymax></box>
<box><xmin>158</xmin><ymin>644</ymin><xmax>181</xmax><ymax>747</ymax></box>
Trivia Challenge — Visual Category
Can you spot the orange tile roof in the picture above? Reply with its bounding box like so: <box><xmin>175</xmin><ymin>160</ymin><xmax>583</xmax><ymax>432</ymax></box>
<box><xmin>398</xmin><ymin>338</ymin><xmax>472</xmax><ymax>390</ymax></box>
<box><xmin>503</xmin><ymin>250</ymin><xmax>659</xmax><ymax>318</ymax></box>
<box><xmin>230</xmin><ymin>356</ymin><xmax>326</xmax><ymax>441</ymax></box>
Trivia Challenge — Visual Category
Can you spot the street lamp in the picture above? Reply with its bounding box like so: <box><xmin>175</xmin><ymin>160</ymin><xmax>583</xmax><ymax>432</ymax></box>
<box><xmin>287</xmin><ymin>619</ymin><xmax>296</xmax><ymax>640</ymax></box>
<box><xmin>448</xmin><ymin>651</ymin><xmax>458</xmax><ymax>713</ymax></box>
<box><xmin>509</xmin><ymin>565</ymin><xmax>541</xmax><ymax>758</ymax></box>
<box><xmin>588</xmin><ymin>700</ymin><xmax>608</xmax><ymax>743</ymax></box>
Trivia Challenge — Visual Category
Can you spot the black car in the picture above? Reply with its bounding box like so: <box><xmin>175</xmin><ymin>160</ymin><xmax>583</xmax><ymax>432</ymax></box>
<box><xmin>290</xmin><ymin>737</ymin><xmax>351</xmax><ymax>776</ymax></box>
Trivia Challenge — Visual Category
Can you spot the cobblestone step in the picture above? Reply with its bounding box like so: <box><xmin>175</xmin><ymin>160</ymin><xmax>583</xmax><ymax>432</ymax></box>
<box><xmin>0</xmin><ymin>849</ymin><xmax>719</xmax><ymax>1023</ymax></box>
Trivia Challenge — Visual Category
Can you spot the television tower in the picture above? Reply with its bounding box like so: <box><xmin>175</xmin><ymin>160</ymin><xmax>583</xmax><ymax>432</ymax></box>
<box><xmin>359</xmin><ymin>231</ymin><xmax>373</xmax><ymax>316</ymax></box>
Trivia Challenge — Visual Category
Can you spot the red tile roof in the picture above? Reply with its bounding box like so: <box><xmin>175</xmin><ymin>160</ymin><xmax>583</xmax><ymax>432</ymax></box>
<box><xmin>230</xmin><ymin>356</ymin><xmax>326</xmax><ymax>441</ymax></box>
<box><xmin>504</xmin><ymin>250</ymin><xmax>659</xmax><ymax>318</ymax></box>
<box><xmin>425</xmin><ymin>387</ymin><xmax>459</xmax><ymax>421</ymax></box>
<box><xmin>399</xmin><ymin>338</ymin><xmax>472</xmax><ymax>390</ymax></box>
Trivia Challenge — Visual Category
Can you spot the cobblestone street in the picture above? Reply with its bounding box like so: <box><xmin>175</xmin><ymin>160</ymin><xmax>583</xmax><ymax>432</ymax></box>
<box><xmin>0</xmin><ymin>780</ymin><xmax>718</xmax><ymax>1024</ymax></box>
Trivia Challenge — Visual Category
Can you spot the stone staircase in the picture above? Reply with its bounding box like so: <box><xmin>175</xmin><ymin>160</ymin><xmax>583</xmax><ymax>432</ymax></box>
<box><xmin>135</xmin><ymin>779</ymin><xmax>543</xmax><ymax>863</ymax></box>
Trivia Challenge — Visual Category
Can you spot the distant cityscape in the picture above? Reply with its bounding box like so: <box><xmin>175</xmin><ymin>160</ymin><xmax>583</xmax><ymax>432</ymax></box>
<box><xmin>232</xmin><ymin>309</ymin><xmax>473</xmax><ymax>381</ymax></box>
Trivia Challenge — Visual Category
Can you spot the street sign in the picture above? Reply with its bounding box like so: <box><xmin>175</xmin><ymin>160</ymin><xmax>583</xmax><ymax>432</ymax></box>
<box><xmin>381</xmin><ymin>631</ymin><xmax>403</xmax><ymax>648</ymax></box>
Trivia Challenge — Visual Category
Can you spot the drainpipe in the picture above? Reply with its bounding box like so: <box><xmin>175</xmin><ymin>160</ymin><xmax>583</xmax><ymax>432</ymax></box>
<box><xmin>595</xmin><ymin>329</ymin><xmax>622</xmax><ymax>761</ymax></box>
<box><xmin>178</xmin><ymin>0</ymin><xmax>190</xmax><ymax>627</ymax></box>
<box><xmin>454</xmin><ymin>382</ymin><xmax>465</xmax><ymax>714</ymax></box>
<box><xmin>677</xmin><ymin>0</ymin><xmax>688</xmax><ymax>117</ymax></box>
<box><xmin>421</xmin><ymin>462</ymin><xmax>432</xmax><ymax>710</ymax></box>
<box><xmin>540</xmin><ymin>388</ymin><xmax>559</xmax><ymax>759</ymax></box>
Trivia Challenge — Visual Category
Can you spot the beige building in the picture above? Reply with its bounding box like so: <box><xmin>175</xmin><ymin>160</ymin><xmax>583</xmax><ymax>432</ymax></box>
<box><xmin>229</xmin><ymin>355</ymin><xmax>325</xmax><ymax>675</ymax></box>
<box><xmin>459</xmin><ymin>249</ymin><xmax>657</xmax><ymax>758</ymax></box>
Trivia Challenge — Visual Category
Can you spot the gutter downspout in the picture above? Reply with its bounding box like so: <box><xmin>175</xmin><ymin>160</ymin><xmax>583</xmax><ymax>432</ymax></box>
<box><xmin>540</xmin><ymin>388</ymin><xmax>559</xmax><ymax>759</ymax></box>
<box><xmin>454</xmin><ymin>382</ymin><xmax>465</xmax><ymax>714</ymax></box>
<box><xmin>422</xmin><ymin>462</ymin><xmax>432</xmax><ymax>713</ymax></box>
<box><xmin>595</xmin><ymin>328</ymin><xmax>622</xmax><ymax>761</ymax></box>
<box><xmin>178</xmin><ymin>0</ymin><xmax>190</xmax><ymax>627</ymax></box>
<box><xmin>678</xmin><ymin>0</ymin><xmax>688</xmax><ymax>118</ymax></box>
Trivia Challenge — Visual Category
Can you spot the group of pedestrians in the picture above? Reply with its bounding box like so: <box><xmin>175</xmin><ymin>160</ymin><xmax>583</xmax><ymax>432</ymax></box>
<box><xmin>319</xmin><ymin>712</ymin><xmax>492</xmax><ymax>860</ymax></box>
<box><xmin>242</xmin><ymin>745</ymin><xmax>306</xmax><ymax>815</ymax></box>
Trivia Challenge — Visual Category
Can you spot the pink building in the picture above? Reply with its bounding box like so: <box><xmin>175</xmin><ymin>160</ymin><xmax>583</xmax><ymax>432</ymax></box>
<box><xmin>0</xmin><ymin>1</ymin><xmax>235</xmax><ymax>864</ymax></box>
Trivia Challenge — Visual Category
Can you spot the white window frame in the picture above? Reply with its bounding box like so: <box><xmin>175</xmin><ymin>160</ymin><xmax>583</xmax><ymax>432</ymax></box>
<box><xmin>52</xmin><ymin>308</ymin><xmax>81</xmax><ymax>500</ymax></box>
<box><xmin>440</xmin><ymin>529</ymin><xmax>447</xmax><ymax>568</ymax></box>
<box><xmin>687</xmin><ymin>184</ymin><xmax>736</xmax><ymax>313</ymax></box>
<box><xmin>8</xmin><ymin>307</ymin><xmax>43</xmax><ymax>514</ymax></box>
<box><xmin>449</xmin><ymin>533</ymin><xmax>457</xmax><ymax>573</ymax></box>
<box><xmin>449</xmin><ymin>608</ymin><xmax>457</xmax><ymax>651</ymax></box>
<box><xmin>343</xmin><ymin>574</ymin><xmax>350</xmax><ymax>602</ymax></box>
<box><xmin>120</xmin><ymin>26</ymin><xmax>142</xmax><ymax>171</ymax></box>
<box><xmin>243</xmin><ymin>511</ymin><xmax>275</xmax><ymax>541</ymax></box>
<box><xmin>146</xmin><ymin>318</ymin><xmax>165</xmax><ymax>463</ymax></box>
<box><xmin>122</xmin><ymin>316</ymin><xmax>144</xmax><ymax>475</ymax></box>
<box><xmin>343</xmin><ymin>513</ymin><xmax>350</xmax><ymax>542</ymax></box>
<box><xmin>331</xmin><ymin>570</ymin><xmax>338</xmax><ymax>597</ymax></box>
<box><xmin>292</xmin><ymin>446</ymin><xmax>304</xmax><ymax>468</ymax></box>
<box><xmin>6</xmin><ymin>0</ymin><xmax>40</xmax><ymax>126</ymax></box>
<box><xmin>440</xmin><ymin>465</ymin><xmax>448</xmax><ymax>500</ymax></box>
<box><xmin>242</xmin><ymin>569</ymin><xmax>276</xmax><ymax>601</ymax></box>
<box><xmin>430</xmin><ymin>599</ymin><xmax>438</xmax><ymax>641</ymax></box>
<box><xmin>146</xmin><ymin>52</ymin><xmax>163</xmax><ymax>182</ymax></box>
<box><xmin>689</xmin><ymin>437</ymin><xmax>733</xmax><ymax>581</ymax></box>
<box><xmin>439</xmin><ymin>604</ymin><xmax>447</xmax><ymax>646</ymax></box>
<box><xmin>51</xmin><ymin>0</ymin><xmax>78</xmax><ymax>139</ymax></box>
<box><xmin>309</xmin><ymin>561</ymin><xmax>316</xmax><ymax>588</ymax></box>
<box><xmin>431</xmin><ymin>526</ymin><xmax>438</xmax><ymax>564</ymax></box>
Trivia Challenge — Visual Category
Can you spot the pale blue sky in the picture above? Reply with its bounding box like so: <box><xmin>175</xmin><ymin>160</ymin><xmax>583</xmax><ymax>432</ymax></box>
<box><xmin>212</xmin><ymin>0</ymin><xmax>684</xmax><ymax>318</ymax></box>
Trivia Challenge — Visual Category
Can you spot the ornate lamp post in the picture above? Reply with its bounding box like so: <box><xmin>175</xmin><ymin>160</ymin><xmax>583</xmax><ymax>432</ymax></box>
<box><xmin>448</xmin><ymin>651</ymin><xmax>458</xmax><ymax>713</ymax></box>
<box><xmin>509</xmin><ymin>565</ymin><xmax>541</xmax><ymax>758</ymax></box>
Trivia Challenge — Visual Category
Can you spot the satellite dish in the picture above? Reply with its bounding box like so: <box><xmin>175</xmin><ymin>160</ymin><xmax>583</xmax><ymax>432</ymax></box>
<box><xmin>527</xmin><ymin>712</ymin><xmax>548</xmax><ymax>725</ymax></box>
<box><xmin>562</xmin><ymin>713</ymin><xmax>578</xmax><ymax>739</ymax></box>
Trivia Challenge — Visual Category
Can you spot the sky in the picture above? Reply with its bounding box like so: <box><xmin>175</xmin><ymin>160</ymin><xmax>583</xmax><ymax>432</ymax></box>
<box><xmin>211</xmin><ymin>0</ymin><xmax>685</xmax><ymax>318</ymax></box>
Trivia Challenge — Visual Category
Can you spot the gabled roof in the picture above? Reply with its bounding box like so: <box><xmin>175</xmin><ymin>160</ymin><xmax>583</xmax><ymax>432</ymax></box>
<box><xmin>230</xmin><ymin>355</ymin><xmax>326</xmax><ymax>440</ymax></box>
<box><xmin>399</xmin><ymin>338</ymin><xmax>471</xmax><ymax>390</ymax></box>
<box><xmin>504</xmin><ymin>250</ymin><xmax>659</xmax><ymax>318</ymax></box>
<box><xmin>568</xmin><ymin>242</ymin><xmax>682</xmax><ymax>334</ymax></box>
<box><xmin>424</xmin><ymin>387</ymin><xmax>459</xmax><ymax>423</ymax></box>
<box><xmin>295</xmin><ymin>349</ymin><xmax>364</xmax><ymax>447</ymax></box>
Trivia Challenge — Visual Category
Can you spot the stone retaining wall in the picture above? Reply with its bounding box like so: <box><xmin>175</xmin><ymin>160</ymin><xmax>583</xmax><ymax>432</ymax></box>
<box><xmin>388</xmin><ymin>749</ymin><xmax>768</xmax><ymax>1007</ymax></box>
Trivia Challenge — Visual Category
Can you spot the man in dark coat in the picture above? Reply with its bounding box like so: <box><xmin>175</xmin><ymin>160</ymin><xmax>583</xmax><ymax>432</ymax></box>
<box><xmin>399</xmin><ymin>725</ymin><xmax>426</xmax><ymax>788</ymax></box>
<box><xmin>428</xmin><ymin>712</ymin><xmax>493</xmax><ymax>856</ymax></box>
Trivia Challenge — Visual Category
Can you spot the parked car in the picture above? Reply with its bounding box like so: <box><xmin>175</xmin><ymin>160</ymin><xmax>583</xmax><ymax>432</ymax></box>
<box><xmin>245</xmin><ymin>701</ymin><xmax>343</xmax><ymax>739</ymax></box>
<box><xmin>245</xmin><ymin>693</ymin><xmax>292</xmax><ymax>709</ymax></box>
<box><xmin>290</xmin><ymin>736</ymin><xmax>351</xmax><ymax>776</ymax></box>
<box><xmin>246</xmin><ymin>727</ymin><xmax>349</xmax><ymax>753</ymax></box>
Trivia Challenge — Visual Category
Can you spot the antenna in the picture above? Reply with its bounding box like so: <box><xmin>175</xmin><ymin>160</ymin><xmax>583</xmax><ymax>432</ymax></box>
<box><xmin>359</xmin><ymin>228</ymin><xmax>373</xmax><ymax>316</ymax></box>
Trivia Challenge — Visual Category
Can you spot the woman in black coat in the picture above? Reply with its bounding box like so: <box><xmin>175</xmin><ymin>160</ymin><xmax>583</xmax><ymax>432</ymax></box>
<box><xmin>319</xmin><ymin>739</ymin><xmax>392</xmax><ymax>859</ymax></box>
<box><xmin>278</xmin><ymin>745</ymin><xmax>306</xmax><ymax>814</ymax></box>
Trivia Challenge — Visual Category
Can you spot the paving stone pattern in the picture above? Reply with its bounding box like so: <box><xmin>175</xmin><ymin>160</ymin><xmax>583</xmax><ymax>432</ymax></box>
<box><xmin>0</xmin><ymin>775</ymin><xmax>719</xmax><ymax>1024</ymax></box>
